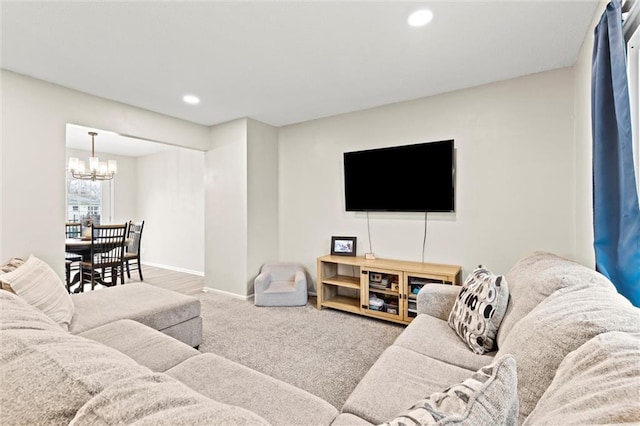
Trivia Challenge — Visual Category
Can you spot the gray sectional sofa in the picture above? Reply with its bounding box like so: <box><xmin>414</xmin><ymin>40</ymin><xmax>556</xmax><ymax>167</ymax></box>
<box><xmin>336</xmin><ymin>251</ymin><xmax>640</xmax><ymax>425</ymax></box>
<box><xmin>1</xmin><ymin>284</ymin><xmax>339</xmax><ymax>425</ymax></box>
<box><xmin>70</xmin><ymin>282</ymin><xmax>203</xmax><ymax>348</ymax></box>
<box><xmin>1</xmin><ymin>251</ymin><xmax>639</xmax><ymax>425</ymax></box>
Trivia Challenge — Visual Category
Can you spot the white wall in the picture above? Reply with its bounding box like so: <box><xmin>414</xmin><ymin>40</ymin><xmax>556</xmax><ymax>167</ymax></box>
<box><xmin>1</xmin><ymin>70</ymin><xmax>210</xmax><ymax>277</ymax></box>
<box><xmin>247</xmin><ymin>118</ymin><xmax>279</xmax><ymax>294</ymax></box>
<box><xmin>203</xmin><ymin>118</ymin><xmax>279</xmax><ymax>297</ymax></box>
<box><xmin>66</xmin><ymin>145</ymin><xmax>205</xmax><ymax>274</ymax></box>
<box><xmin>573</xmin><ymin>1</ymin><xmax>607</xmax><ymax>268</ymax></box>
<box><xmin>65</xmin><ymin>147</ymin><xmax>138</xmax><ymax>226</ymax></box>
<box><xmin>137</xmin><ymin>147</ymin><xmax>205</xmax><ymax>274</ymax></box>
<box><xmin>205</xmin><ymin>119</ymin><xmax>249</xmax><ymax>295</ymax></box>
<box><xmin>278</xmin><ymin>68</ymin><xmax>577</xmax><ymax>282</ymax></box>
<box><xmin>1</xmin><ymin>44</ymin><xmax>599</xmax><ymax>292</ymax></box>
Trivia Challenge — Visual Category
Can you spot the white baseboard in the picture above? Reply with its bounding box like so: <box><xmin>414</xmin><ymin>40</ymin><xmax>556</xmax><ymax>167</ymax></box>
<box><xmin>141</xmin><ymin>261</ymin><xmax>204</xmax><ymax>277</ymax></box>
<box><xmin>202</xmin><ymin>287</ymin><xmax>253</xmax><ymax>301</ymax></box>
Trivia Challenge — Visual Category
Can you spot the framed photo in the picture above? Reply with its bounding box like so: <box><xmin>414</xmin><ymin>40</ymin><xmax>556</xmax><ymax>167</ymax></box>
<box><xmin>331</xmin><ymin>236</ymin><xmax>357</xmax><ymax>256</ymax></box>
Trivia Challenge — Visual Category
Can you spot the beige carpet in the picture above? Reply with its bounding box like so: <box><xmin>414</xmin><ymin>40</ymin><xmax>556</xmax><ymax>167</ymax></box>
<box><xmin>196</xmin><ymin>292</ymin><xmax>405</xmax><ymax>409</ymax></box>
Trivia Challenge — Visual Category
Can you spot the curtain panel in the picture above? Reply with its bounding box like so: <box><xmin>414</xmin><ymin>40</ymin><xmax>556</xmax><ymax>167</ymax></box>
<box><xmin>592</xmin><ymin>0</ymin><xmax>640</xmax><ymax>306</ymax></box>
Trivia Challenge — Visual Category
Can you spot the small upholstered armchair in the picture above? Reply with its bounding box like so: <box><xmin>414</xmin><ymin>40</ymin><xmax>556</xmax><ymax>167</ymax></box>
<box><xmin>254</xmin><ymin>262</ymin><xmax>308</xmax><ymax>307</ymax></box>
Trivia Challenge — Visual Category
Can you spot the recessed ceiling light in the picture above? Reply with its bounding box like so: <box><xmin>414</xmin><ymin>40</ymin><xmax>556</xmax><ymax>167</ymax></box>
<box><xmin>408</xmin><ymin>9</ymin><xmax>433</xmax><ymax>27</ymax></box>
<box><xmin>183</xmin><ymin>94</ymin><xmax>200</xmax><ymax>105</ymax></box>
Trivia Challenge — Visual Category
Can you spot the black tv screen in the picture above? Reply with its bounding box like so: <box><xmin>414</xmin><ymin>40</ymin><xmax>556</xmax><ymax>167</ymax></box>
<box><xmin>343</xmin><ymin>140</ymin><xmax>455</xmax><ymax>212</ymax></box>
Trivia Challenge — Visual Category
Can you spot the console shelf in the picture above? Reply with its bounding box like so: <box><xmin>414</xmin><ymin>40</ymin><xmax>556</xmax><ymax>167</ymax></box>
<box><xmin>317</xmin><ymin>255</ymin><xmax>462</xmax><ymax>325</ymax></box>
<box><xmin>322</xmin><ymin>275</ymin><xmax>360</xmax><ymax>289</ymax></box>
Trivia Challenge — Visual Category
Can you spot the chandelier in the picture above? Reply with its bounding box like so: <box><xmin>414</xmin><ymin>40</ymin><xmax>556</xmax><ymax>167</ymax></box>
<box><xmin>68</xmin><ymin>132</ymin><xmax>117</xmax><ymax>181</ymax></box>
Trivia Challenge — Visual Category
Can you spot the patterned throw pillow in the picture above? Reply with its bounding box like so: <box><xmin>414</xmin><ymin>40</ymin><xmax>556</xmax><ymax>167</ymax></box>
<box><xmin>0</xmin><ymin>257</ymin><xmax>25</xmax><ymax>294</ymax></box>
<box><xmin>380</xmin><ymin>355</ymin><xmax>518</xmax><ymax>426</ymax></box>
<box><xmin>448</xmin><ymin>267</ymin><xmax>509</xmax><ymax>354</ymax></box>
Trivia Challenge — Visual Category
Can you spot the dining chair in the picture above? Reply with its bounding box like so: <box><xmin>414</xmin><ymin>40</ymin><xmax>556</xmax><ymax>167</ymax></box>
<box><xmin>80</xmin><ymin>223</ymin><xmax>127</xmax><ymax>291</ymax></box>
<box><xmin>65</xmin><ymin>222</ymin><xmax>82</xmax><ymax>238</ymax></box>
<box><xmin>64</xmin><ymin>222</ymin><xmax>83</xmax><ymax>292</ymax></box>
<box><xmin>124</xmin><ymin>220</ymin><xmax>145</xmax><ymax>281</ymax></box>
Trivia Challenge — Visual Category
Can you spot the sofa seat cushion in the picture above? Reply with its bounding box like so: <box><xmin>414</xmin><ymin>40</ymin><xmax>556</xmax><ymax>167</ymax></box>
<box><xmin>79</xmin><ymin>319</ymin><xmax>200</xmax><ymax>372</ymax></box>
<box><xmin>496</xmin><ymin>285</ymin><xmax>640</xmax><ymax>424</ymax></box>
<box><xmin>342</xmin><ymin>345</ymin><xmax>474</xmax><ymax>424</ymax></box>
<box><xmin>497</xmin><ymin>251</ymin><xmax>616</xmax><ymax>347</ymax></box>
<box><xmin>393</xmin><ymin>314</ymin><xmax>495</xmax><ymax>371</ymax></box>
<box><xmin>524</xmin><ymin>331</ymin><xmax>640</xmax><ymax>425</ymax></box>
<box><xmin>69</xmin><ymin>372</ymin><xmax>270</xmax><ymax>425</ymax></box>
<box><xmin>264</xmin><ymin>280</ymin><xmax>297</xmax><ymax>293</ymax></box>
<box><xmin>167</xmin><ymin>353</ymin><xmax>338</xmax><ymax>426</ymax></box>
<box><xmin>0</xmin><ymin>291</ymin><xmax>151</xmax><ymax>425</ymax></box>
<box><xmin>69</xmin><ymin>283</ymin><xmax>200</xmax><ymax>335</ymax></box>
<box><xmin>158</xmin><ymin>315</ymin><xmax>202</xmax><ymax>348</ymax></box>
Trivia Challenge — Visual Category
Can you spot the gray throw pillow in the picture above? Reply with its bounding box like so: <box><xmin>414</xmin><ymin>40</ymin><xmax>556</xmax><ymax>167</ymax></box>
<box><xmin>1</xmin><ymin>254</ymin><xmax>74</xmax><ymax>331</ymax></box>
<box><xmin>0</xmin><ymin>257</ymin><xmax>25</xmax><ymax>293</ymax></box>
<box><xmin>380</xmin><ymin>355</ymin><xmax>518</xmax><ymax>426</ymax></box>
<box><xmin>448</xmin><ymin>267</ymin><xmax>509</xmax><ymax>354</ymax></box>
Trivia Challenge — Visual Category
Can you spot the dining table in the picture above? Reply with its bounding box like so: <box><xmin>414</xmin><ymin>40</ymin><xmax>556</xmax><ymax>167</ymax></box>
<box><xmin>65</xmin><ymin>237</ymin><xmax>131</xmax><ymax>291</ymax></box>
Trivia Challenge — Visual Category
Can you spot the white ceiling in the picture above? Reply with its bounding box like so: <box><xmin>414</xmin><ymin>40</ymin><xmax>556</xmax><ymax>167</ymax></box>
<box><xmin>2</xmin><ymin>1</ymin><xmax>599</xmax><ymax>129</ymax></box>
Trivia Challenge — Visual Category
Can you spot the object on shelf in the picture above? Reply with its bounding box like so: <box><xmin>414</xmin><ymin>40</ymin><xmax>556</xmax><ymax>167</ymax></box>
<box><xmin>384</xmin><ymin>302</ymin><xmax>398</xmax><ymax>314</ymax></box>
<box><xmin>370</xmin><ymin>283</ymin><xmax>389</xmax><ymax>290</ymax></box>
<box><xmin>369</xmin><ymin>294</ymin><xmax>384</xmax><ymax>311</ymax></box>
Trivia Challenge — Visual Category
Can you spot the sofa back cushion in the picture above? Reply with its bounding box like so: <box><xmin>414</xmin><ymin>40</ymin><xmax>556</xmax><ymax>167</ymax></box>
<box><xmin>0</xmin><ymin>291</ymin><xmax>150</xmax><ymax>425</ymax></box>
<box><xmin>497</xmin><ymin>251</ymin><xmax>616</xmax><ymax>348</ymax></box>
<box><xmin>262</xmin><ymin>262</ymin><xmax>304</xmax><ymax>281</ymax></box>
<box><xmin>523</xmin><ymin>331</ymin><xmax>640</xmax><ymax>425</ymax></box>
<box><xmin>496</xmin><ymin>285</ymin><xmax>639</xmax><ymax>424</ymax></box>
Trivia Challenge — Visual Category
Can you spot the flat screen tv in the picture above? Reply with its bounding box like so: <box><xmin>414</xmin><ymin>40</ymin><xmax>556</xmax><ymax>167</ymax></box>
<box><xmin>343</xmin><ymin>139</ymin><xmax>455</xmax><ymax>212</ymax></box>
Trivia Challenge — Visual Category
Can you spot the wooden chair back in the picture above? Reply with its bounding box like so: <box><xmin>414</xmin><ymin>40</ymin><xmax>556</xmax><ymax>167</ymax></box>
<box><xmin>90</xmin><ymin>224</ymin><xmax>127</xmax><ymax>268</ymax></box>
<box><xmin>65</xmin><ymin>222</ymin><xmax>82</xmax><ymax>239</ymax></box>
<box><xmin>126</xmin><ymin>220</ymin><xmax>145</xmax><ymax>255</ymax></box>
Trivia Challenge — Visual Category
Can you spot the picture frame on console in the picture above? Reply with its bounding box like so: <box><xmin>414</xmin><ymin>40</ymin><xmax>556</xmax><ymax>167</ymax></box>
<box><xmin>331</xmin><ymin>236</ymin><xmax>357</xmax><ymax>256</ymax></box>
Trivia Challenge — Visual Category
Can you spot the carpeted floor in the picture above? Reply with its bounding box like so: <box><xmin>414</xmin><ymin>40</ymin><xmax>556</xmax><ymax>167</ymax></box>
<box><xmin>196</xmin><ymin>291</ymin><xmax>405</xmax><ymax>409</ymax></box>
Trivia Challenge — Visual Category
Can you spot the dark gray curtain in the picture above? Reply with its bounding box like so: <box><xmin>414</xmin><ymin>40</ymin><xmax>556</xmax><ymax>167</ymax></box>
<box><xmin>592</xmin><ymin>0</ymin><xmax>640</xmax><ymax>306</ymax></box>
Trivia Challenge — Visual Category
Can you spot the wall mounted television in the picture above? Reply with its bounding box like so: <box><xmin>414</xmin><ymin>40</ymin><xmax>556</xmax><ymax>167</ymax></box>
<box><xmin>343</xmin><ymin>139</ymin><xmax>455</xmax><ymax>212</ymax></box>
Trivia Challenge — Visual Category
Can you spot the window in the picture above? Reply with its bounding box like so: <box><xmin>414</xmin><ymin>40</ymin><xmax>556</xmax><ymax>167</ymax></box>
<box><xmin>66</xmin><ymin>178</ymin><xmax>111</xmax><ymax>226</ymax></box>
<box><xmin>624</xmin><ymin>0</ymin><xmax>640</xmax><ymax>191</ymax></box>
<box><xmin>628</xmin><ymin>26</ymin><xmax>639</xmax><ymax>191</ymax></box>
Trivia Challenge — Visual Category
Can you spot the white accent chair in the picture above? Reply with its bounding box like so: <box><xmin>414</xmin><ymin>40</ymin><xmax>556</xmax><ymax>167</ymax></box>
<box><xmin>254</xmin><ymin>262</ymin><xmax>308</xmax><ymax>307</ymax></box>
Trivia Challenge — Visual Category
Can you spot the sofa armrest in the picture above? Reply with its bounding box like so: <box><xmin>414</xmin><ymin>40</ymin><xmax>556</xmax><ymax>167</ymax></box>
<box><xmin>293</xmin><ymin>270</ymin><xmax>306</xmax><ymax>291</ymax></box>
<box><xmin>254</xmin><ymin>271</ymin><xmax>272</xmax><ymax>292</ymax></box>
<box><xmin>416</xmin><ymin>284</ymin><xmax>460</xmax><ymax>321</ymax></box>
